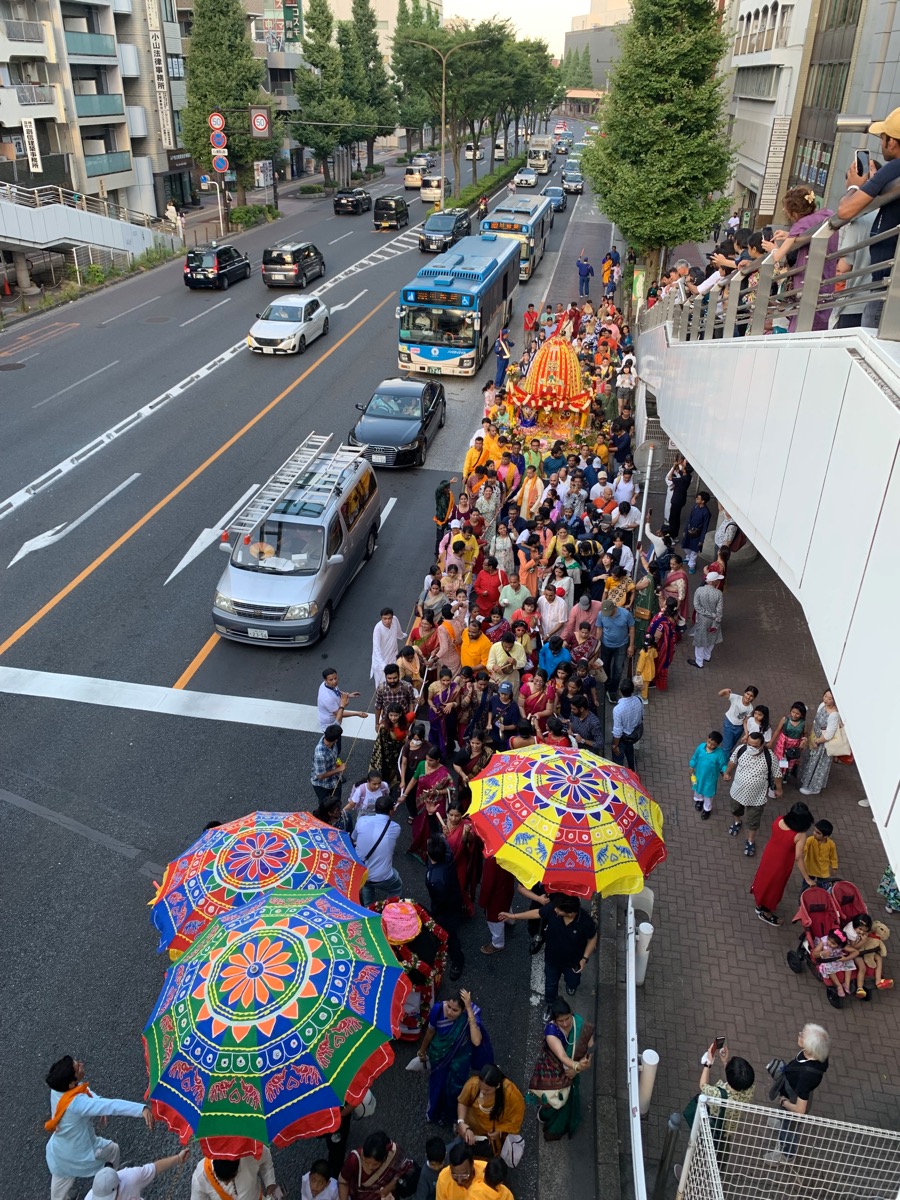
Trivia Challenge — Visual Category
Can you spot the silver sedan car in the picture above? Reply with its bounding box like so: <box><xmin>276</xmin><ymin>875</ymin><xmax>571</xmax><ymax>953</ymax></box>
<box><xmin>247</xmin><ymin>295</ymin><xmax>330</xmax><ymax>355</ymax></box>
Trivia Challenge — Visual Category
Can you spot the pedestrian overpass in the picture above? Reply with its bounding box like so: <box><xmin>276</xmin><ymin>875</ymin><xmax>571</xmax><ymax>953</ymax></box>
<box><xmin>634</xmin><ymin>201</ymin><xmax>900</xmax><ymax>873</ymax></box>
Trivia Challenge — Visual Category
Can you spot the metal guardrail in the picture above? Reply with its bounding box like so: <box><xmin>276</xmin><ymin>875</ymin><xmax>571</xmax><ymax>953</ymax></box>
<box><xmin>0</xmin><ymin>179</ymin><xmax>166</xmax><ymax>230</ymax></box>
<box><xmin>638</xmin><ymin>181</ymin><xmax>900</xmax><ymax>343</ymax></box>
<box><xmin>626</xmin><ymin>898</ymin><xmax>649</xmax><ymax>1200</ymax></box>
<box><xmin>14</xmin><ymin>83</ymin><xmax>54</xmax><ymax>105</ymax></box>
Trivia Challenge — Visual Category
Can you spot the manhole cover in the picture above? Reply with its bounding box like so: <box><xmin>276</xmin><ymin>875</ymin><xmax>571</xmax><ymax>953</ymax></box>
<box><xmin>0</xmin><ymin>362</ymin><xmax>26</xmax><ymax>370</ymax></box>
<box><xmin>144</xmin><ymin>316</ymin><xmax>171</xmax><ymax>324</ymax></box>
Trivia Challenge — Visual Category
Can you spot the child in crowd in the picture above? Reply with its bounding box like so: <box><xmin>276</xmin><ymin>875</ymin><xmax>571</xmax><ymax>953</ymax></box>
<box><xmin>803</xmin><ymin>819</ymin><xmax>839</xmax><ymax>889</ymax></box>
<box><xmin>810</xmin><ymin>927</ymin><xmax>855</xmax><ymax>999</ymax></box>
<box><xmin>302</xmin><ymin>1159</ymin><xmax>339</xmax><ymax>1200</ymax></box>
<box><xmin>689</xmin><ymin>731</ymin><xmax>729</xmax><ymax>819</ymax></box>
<box><xmin>844</xmin><ymin>914</ymin><xmax>893</xmax><ymax>996</ymax></box>
<box><xmin>470</xmin><ymin>1157</ymin><xmax>514</xmax><ymax>1200</ymax></box>
<box><xmin>416</xmin><ymin>1136</ymin><xmax>447</xmax><ymax>1200</ymax></box>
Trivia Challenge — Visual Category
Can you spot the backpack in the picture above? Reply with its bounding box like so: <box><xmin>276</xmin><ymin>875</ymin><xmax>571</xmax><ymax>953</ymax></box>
<box><xmin>735</xmin><ymin>744</ymin><xmax>774</xmax><ymax>790</ymax></box>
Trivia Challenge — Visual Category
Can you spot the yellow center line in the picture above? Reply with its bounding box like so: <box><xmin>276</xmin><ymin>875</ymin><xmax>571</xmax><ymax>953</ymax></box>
<box><xmin>0</xmin><ymin>291</ymin><xmax>396</xmax><ymax>660</ymax></box>
<box><xmin>172</xmin><ymin>632</ymin><xmax>220</xmax><ymax>691</ymax></box>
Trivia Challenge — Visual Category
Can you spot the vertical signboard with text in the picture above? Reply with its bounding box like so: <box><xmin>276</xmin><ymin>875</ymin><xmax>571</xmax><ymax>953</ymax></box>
<box><xmin>146</xmin><ymin>0</ymin><xmax>175</xmax><ymax>150</ymax></box>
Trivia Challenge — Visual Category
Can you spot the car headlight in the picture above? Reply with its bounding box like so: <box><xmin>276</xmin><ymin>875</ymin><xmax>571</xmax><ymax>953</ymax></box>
<box><xmin>214</xmin><ymin>591</ymin><xmax>235</xmax><ymax>613</ymax></box>
<box><xmin>399</xmin><ymin>439</ymin><xmax>420</xmax><ymax>451</ymax></box>
<box><xmin>285</xmin><ymin>601</ymin><xmax>318</xmax><ymax>620</ymax></box>
<box><xmin>247</xmin><ymin>336</ymin><xmax>255</xmax><ymax>346</ymax></box>
<box><xmin>279</xmin><ymin>337</ymin><xmax>296</xmax><ymax>349</ymax></box>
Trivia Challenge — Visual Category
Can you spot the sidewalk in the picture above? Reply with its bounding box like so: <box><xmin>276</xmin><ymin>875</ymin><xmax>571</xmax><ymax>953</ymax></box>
<box><xmin>634</xmin><ymin>505</ymin><xmax>900</xmax><ymax>1192</ymax></box>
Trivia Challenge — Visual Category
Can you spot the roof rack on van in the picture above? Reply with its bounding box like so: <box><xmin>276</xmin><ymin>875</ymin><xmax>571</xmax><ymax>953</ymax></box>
<box><xmin>226</xmin><ymin>433</ymin><xmax>361</xmax><ymax>539</ymax></box>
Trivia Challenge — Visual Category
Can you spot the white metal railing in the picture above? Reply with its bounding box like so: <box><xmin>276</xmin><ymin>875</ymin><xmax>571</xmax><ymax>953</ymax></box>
<box><xmin>14</xmin><ymin>82</ymin><xmax>53</xmax><ymax>105</ymax></box>
<box><xmin>626</xmin><ymin>898</ymin><xmax>649</xmax><ymax>1200</ymax></box>
<box><xmin>0</xmin><ymin>180</ymin><xmax>167</xmax><ymax>230</ymax></box>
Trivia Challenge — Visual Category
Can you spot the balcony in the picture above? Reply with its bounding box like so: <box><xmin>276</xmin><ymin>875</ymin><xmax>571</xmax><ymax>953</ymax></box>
<box><xmin>15</xmin><ymin>83</ymin><xmax>53</xmax><ymax>105</ymax></box>
<box><xmin>65</xmin><ymin>30</ymin><xmax>116</xmax><ymax>56</ymax></box>
<box><xmin>75</xmin><ymin>93</ymin><xmax>125</xmax><ymax>117</ymax></box>
<box><xmin>0</xmin><ymin>82</ymin><xmax>60</xmax><ymax>122</ymax></box>
<box><xmin>84</xmin><ymin>149</ymin><xmax>131</xmax><ymax>175</ymax></box>
<box><xmin>3</xmin><ymin>18</ymin><xmax>44</xmax><ymax>41</ymax></box>
<box><xmin>112</xmin><ymin>0</ymin><xmax>132</xmax><ymax>11</ymax></box>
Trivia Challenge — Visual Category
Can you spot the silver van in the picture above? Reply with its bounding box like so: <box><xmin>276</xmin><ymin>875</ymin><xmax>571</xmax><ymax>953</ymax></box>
<box><xmin>212</xmin><ymin>435</ymin><xmax>380</xmax><ymax>645</ymax></box>
<box><xmin>420</xmin><ymin>175</ymin><xmax>451</xmax><ymax>203</ymax></box>
<box><xmin>404</xmin><ymin>164</ymin><xmax>424</xmax><ymax>189</ymax></box>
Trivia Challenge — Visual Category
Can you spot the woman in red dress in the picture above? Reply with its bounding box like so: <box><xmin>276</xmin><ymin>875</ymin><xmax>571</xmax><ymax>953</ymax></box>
<box><xmin>440</xmin><ymin>799</ymin><xmax>483</xmax><ymax>916</ymax></box>
<box><xmin>750</xmin><ymin>802</ymin><xmax>815</xmax><ymax>925</ymax></box>
<box><xmin>480</xmin><ymin>855</ymin><xmax>516</xmax><ymax>956</ymax></box>
<box><xmin>404</xmin><ymin>748</ymin><xmax>454</xmax><ymax>861</ymax></box>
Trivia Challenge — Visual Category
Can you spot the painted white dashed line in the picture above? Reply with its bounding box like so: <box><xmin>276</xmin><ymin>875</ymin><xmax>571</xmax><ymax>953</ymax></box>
<box><xmin>98</xmin><ymin>295</ymin><xmax>160</xmax><ymax>326</ymax></box>
<box><xmin>179</xmin><ymin>297</ymin><xmax>231</xmax><ymax>327</ymax></box>
<box><xmin>328</xmin><ymin>231</ymin><xmax>354</xmax><ymax>245</ymax></box>
<box><xmin>33</xmin><ymin>361</ymin><xmax>120</xmax><ymax>409</ymax></box>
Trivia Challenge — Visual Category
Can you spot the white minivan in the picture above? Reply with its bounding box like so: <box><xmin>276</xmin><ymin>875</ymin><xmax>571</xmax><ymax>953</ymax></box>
<box><xmin>404</xmin><ymin>164</ymin><xmax>424</xmax><ymax>189</ymax></box>
<box><xmin>464</xmin><ymin>142</ymin><xmax>485</xmax><ymax>162</ymax></box>
<box><xmin>494</xmin><ymin>141</ymin><xmax>508</xmax><ymax>161</ymax></box>
<box><xmin>420</xmin><ymin>175</ymin><xmax>451</xmax><ymax>203</ymax></box>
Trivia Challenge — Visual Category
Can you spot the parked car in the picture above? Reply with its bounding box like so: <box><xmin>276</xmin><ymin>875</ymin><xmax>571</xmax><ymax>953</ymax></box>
<box><xmin>183</xmin><ymin>243</ymin><xmax>250</xmax><ymax>289</ymax></box>
<box><xmin>418</xmin><ymin>208</ymin><xmax>471</xmax><ymax>253</ymax></box>
<box><xmin>212</xmin><ymin>443</ymin><xmax>380</xmax><ymax>645</ymax></box>
<box><xmin>333</xmin><ymin>187</ymin><xmax>372</xmax><ymax>214</ymax></box>
<box><xmin>348</xmin><ymin>378</ymin><xmax>446</xmax><ymax>468</ymax></box>
<box><xmin>420</xmin><ymin>175</ymin><xmax>452</xmax><ymax>204</ymax></box>
<box><xmin>562</xmin><ymin>171</ymin><xmax>584</xmax><ymax>194</ymax></box>
<box><xmin>374</xmin><ymin>196</ymin><xmax>410</xmax><ymax>229</ymax></box>
<box><xmin>247</xmin><ymin>295</ymin><xmax>330</xmax><ymax>356</ymax></box>
<box><xmin>261</xmin><ymin>242</ymin><xmax>325</xmax><ymax>289</ymax></box>
<box><xmin>542</xmin><ymin>185</ymin><xmax>567</xmax><ymax>212</ymax></box>
<box><xmin>464</xmin><ymin>142</ymin><xmax>485</xmax><ymax>161</ymax></box>
<box><xmin>513</xmin><ymin>166</ymin><xmax>537</xmax><ymax>188</ymax></box>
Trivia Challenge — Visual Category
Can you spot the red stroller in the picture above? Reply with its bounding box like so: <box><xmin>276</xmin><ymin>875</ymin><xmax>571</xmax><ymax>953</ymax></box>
<box><xmin>788</xmin><ymin>881</ymin><xmax>878</xmax><ymax>1008</ymax></box>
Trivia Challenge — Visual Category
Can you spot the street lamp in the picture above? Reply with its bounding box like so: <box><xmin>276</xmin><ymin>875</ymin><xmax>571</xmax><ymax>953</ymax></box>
<box><xmin>406</xmin><ymin>37</ymin><xmax>485</xmax><ymax>208</ymax></box>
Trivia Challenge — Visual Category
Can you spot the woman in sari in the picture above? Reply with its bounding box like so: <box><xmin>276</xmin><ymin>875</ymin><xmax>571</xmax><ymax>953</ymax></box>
<box><xmin>646</xmin><ymin>598</ymin><xmax>679</xmax><ymax>691</ymax></box>
<box><xmin>339</xmin><ymin>1130</ymin><xmax>417</xmax><ymax>1200</ymax></box>
<box><xmin>439</xmin><ymin>799</ymin><xmax>482</xmax><ymax>916</ymax></box>
<box><xmin>368</xmin><ymin>703</ymin><xmax>409</xmax><ymax>793</ymax></box>
<box><xmin>567</xmin><ymin>620</ymin><xmax>599</xmax><ymax>667</ymax></box>
<box><xmin>772</xmin><ymin>701</ymin><xmax>808</xmax><ymax>783</ymax></box>
<box><xmin>441</xmin><ymin>562</ymin><xmax>462</xmax><ymax>600</ymax></box>
<box><xmin>483</xmin><ymin>606</ymin><xmax>511</xmax><ymax>644</ymax></box>
<box><xmin>511</xmin><ymin>618</ymin><xmax>536</xmax><ymax>668</ymax></box>
<box><xmin>475</xmin><ymin>483</ymin><xmax>501</xmax><ymax>544</ymax></box>
<box><xmin>408</xmin><ymin>615</ymin><xmax>440</xmax><ymax>665</ymax></box>
<box><xmin>427</xmin><ymin>666</ymin><xmax>460</xmax><ymax>759</ymax></box>
<box><xmin>659</xmin><ymin>552</ymin><xmax>689</xmax><ymax>631</ymax></box>
<box><xmin>398</xmin><ymin>723</ymin><xmax>429</xmax><ymax>822</ymax></box>
<box><xmin>489</xmin><ymin>522</ymin><xmax>516</xmax><ymax>578</ymax></box>
<box><xmin>417</xmin><ymin>579</ymin><xmax>447</xmax><ymax>622</ymax></box>
<box><xmin>518</xmin><ymin>668</ymin><xmax>555</xmax><ymax>734</ymax></box>
<box><xmin>452</xmin><ymin>491</ymin><xmax>474</xmax><ymax>526</ymax></box>
<box><xmin>417</xmin><ymin>989</ymin><xmax>493</xmax><ymax>1125</ymax></box>
<box><xmin>703</xmin><ymin>545</ymin><xmax>730</xmax><ymax>591</ymax></box>
<box><xmin>550</xmin><ymin>563</ymin><xmax>575</xmax><ymax>611</ymax></box>
<box><xmin>452</xmin><ymin>729</ymin><xmax>493</xmax><ymax>810</ymax></box>
<box><xmin>799</xmin><ymin>690</ymin><xmax>841</xmax><ymax>796</ymax></box>
<box><xmin>464</xmin><ymin>672</ymin><xmax>493</xmax><ymax>740</ymax></box>
<box><xmin>529</xmin><ymin>999</ymin><xmax>594</xmax><ymax>1142</ymax></box>
<box><xmin>404</xmin><ymin>748</ymin><xmax>454</xmax><ymax>861</ymax></box>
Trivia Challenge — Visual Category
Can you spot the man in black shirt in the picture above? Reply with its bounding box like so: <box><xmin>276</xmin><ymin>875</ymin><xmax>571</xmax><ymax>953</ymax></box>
<box><xmin>425</xmin><ymin>835</ymin><xmax>465</xmax><ymax>980</ymax></box>
<box><xmin>500</xmin><ymin>893</ymin><xmax>597</xmax><ymax>1008</ymax></box>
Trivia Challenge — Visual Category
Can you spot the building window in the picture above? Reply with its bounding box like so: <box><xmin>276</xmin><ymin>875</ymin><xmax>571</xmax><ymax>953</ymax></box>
<box><xmin>733</xmin><ymin>64</ymin><xmax>779</xmax><ymax>99</ymax></box>
<box><xmin>802</xmin><ymin>61</ymin><xmax>849</xmax><ymax>111</ymax></box>
<box><xmin>818</xmin><ymin>0</ymin><xmax>861</xmax><ymax>30</ymax></box>
<box><xmin>792</xmin><ymin>137</ymin><xmax>833</xmax><ymax>193</ymax></box>
<box><xmin>160</xmin><ymin>0</ymin><xmax>175</xmax><ymax>21</ymax></box>
<box><xmin>775</xmin><ymin>3</ymin><xmax>792</xmax><ymax>45</ymax></box>
<box><xmin>173</xmin><ymin>108</ymin><xmax>183</xmax><ymax>139</ymax></box>
<box><xmin>167</xmin><ymin>54</ymin><xmax>184</xmax><ymax>78</ymax></box>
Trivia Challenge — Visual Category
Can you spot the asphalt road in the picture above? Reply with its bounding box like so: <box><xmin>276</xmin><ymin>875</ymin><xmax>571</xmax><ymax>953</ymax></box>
<box><xmin>0</xmin><ymin>124</ymin><xmax>611</xmax><ymax>1199</ymax></box>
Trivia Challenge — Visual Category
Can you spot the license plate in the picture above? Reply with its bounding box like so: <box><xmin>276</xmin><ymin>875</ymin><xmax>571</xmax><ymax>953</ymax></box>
<box><xmin>263</xmin><ymin>348</ymin><xmax>274</xmax><ymax>354</ymax></box>
<box><xmin>371</xmin><ymin>454</ymin><xmax>387</xmax><ymax>463</ymax></box>
<box><xmin>272</xmin><ymin>273</ymin><xmax>285</xmax><ymax>280</ymax></box>
<box><xmin>426</xmin><ymin>366</ymin><xmax>441</xmax><ymax>375</ymax></box>
<box><xmin>247</xmin><ymin>628</ymin><xmax>269</xmax><ymax>639</ymax></box>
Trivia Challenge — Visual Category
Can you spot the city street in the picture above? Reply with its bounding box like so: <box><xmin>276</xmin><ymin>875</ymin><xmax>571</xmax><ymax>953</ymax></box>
<box><xmin>0</xmin><ymin>142</ymin><xmax>610</xmax><ymax>1198</ymax></box>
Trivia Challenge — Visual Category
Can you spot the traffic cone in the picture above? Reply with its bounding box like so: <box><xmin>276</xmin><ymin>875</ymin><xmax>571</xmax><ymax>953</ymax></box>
<box><xmin>2</xmin><ymin>275</ymin><xmax>10</xmax><ymax>296</ymax></box>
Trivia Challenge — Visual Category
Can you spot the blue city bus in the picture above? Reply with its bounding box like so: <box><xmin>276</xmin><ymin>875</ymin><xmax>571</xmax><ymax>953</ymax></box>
<box><xmin>480</xmin><ymin>196</ymin><xmax>554</xmax><ymax>281</ymax></box>
<box><xmin>397</xmin><ymin>234</ymin><xmax>520</xmax><ymax>377</ymax></box>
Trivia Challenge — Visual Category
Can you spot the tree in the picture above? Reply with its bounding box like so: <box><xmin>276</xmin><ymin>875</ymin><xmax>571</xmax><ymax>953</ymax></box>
<box><xmin>182</xmin><ymin>0</ymin><xmax>281</xmax><ymax>204</ymax></box>
<box><xmin>392</xmin><ymin>0</ymin><xmax>439</xmax><ymax>155</ymax></box>
<box><xmin>337</xmin><ymin>20</ymin><xmax>371</xmax><ymax>163</ymax></box>
<box><xmin>581</xmin><ymin>0</ymin><xmax>732</xmax><ymax>270</ymax></box>
<box><xmin>292</xmin><ymin>0</ymin><xmax>354</xmax><ymax>187</ymax></box>
<box><xmin>573</xmin><ymin>46</ymin><xmax>594</xmax><ymax>88</ymax></box>
<box><xmin>352</xmin><ymin>0</ymin><xmax>398</xmax><ymax>169</ymax></box>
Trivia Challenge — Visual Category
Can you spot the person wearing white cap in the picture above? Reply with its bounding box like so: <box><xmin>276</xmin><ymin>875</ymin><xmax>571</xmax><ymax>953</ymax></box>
<box><xmin>86</xmin><ymin>1150</ymin><xmax>190</xmax><ymax>1200</ymax></box>
<box><xmin>190</xmin><ymin>1148</ymin><xmax>277</xmax><ymax>1200</ymax></box>
<box><xmin>688</xmin><ymin>574</ymin><xmax>724</xmax><ymax>668</ymax></box>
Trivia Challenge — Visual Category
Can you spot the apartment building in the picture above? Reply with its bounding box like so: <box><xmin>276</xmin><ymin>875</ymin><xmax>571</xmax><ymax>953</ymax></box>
<box><xmin>0</xmin><ymin>0</ymin><xmax>188</xmax><ymax>215</ymax></box>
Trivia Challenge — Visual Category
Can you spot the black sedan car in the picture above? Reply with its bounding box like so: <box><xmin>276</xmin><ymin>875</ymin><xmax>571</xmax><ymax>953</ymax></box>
<box><xmin>348</xmin><ymin>378</ymin><xmax>445</xmax><ymax>468</ymax></box>
<box><xmin>333</xmin><ymin>187</ymin><xmax>372</xmax><ymax>214</ymax></box>
<box><xmin>419</xmin><ymin>208</ymin><xmax>471</xmax><ymax>253</ymax></box>
<box><xmin>542</xmin><ymin>185</ymin><xmax>567</xmax><ymax>212</ymax></box>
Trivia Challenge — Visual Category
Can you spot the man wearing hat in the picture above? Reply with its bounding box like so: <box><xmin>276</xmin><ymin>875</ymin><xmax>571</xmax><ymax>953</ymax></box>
<box><xmin>86</xmin><ymin>1150</ymin><xmax>189</xmax><ymax>1200</ymax></box>
<box><xmin>494</xmin><ymin>327</ymin><xmax>514</xmax><ymax>387</ymax></box>
<box><xmin>596</xmin><ymin>598</ymin><xmax>635</xmax><ymax>701</ymax></box>
<box><xmin>688</xmin><ymin>573</ymin><xmax>725</xmax><ymax>668</ymax></box>
<box><xmin>838</xmin><ymin>108</ymin><xmax>900</xmax><ymax>326</ymax></box>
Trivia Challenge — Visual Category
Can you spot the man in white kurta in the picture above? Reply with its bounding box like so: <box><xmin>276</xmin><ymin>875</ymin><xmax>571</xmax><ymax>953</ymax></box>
<box><xmin>190</xmin><ymin>1148</ymin><xmax>277</xmax><ymax>1200</ymax></box>
<box><xmin>370</xmin><ymin>608</ymin><xmax>405</xmax><ymax>686</ymax></box>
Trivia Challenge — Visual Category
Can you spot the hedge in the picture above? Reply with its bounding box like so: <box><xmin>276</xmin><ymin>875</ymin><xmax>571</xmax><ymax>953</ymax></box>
<box><xmin>298</xmin><ymin>184</ymin><xmax>324</xmax><ymax>195</ymax></box>
<box><xmin>228</xmin><ymin>203</ymin><xmax>280</xmax><ymax>229</ymax></box>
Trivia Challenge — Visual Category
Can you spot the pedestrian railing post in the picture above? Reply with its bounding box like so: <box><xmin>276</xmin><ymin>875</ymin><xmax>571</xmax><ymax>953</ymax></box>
<box><xmin>652</xmin><ymin>1113</ymin><xmax>683</xmax><ymax>1200</ymax></box>
<box><xmin>795</xmin><ymin>223</ymin><xmax>831</xmax><ymax>332</ymax></box>
<box><xmin>636</xmin><ymin>920</ymin><xmax>654</xmax><ymax>986</ymax></box>
<box><xmin>723</xmin><ymin>269</ymin><xmax>742</xmax><ymax>338</ymax></box>
<box><xmin>638</xmin><ymin>1047</ymin><xmax>659</xmax><ymax>1115</ymax></box>
<box><xmin>877</xmin><ymin>253</ymin><xmax>900</xmax><ymax>340</ymax></box>
<box><xmin>750</xmin><ymin>253</ymin><xmax>776</xmax><ymax>336</ymax></box>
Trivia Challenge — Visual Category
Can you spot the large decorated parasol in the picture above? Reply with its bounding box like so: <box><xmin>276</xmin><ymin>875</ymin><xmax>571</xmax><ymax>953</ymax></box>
<box><xmin>468</xmin><ymin>745</ymin><xmax>666</xmax><ymax>898</ymax></box>
<box><xmin>143</xmin><ymin>889</ymin><xmax>410</xmax><ymax>1156</ymax></box>
<box><xmin>509</xmin><ymin>335</ymin><xmax>591</xmax><ymax>413</ymax></box>
<box><xmin>150</xmin><ymin>812</ymin><xmax>368</xmax><ymax>957</ymax></box>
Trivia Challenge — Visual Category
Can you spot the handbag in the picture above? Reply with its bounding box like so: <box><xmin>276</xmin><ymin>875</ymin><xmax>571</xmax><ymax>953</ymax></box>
<box><xmin>825</xmin><ymin>721</ymin><xmax>850</xmax><ymax>758</ymax></box>
<box><xmin>500</xmin><ymin>1133</ymin><xmax>525</xmax><ymax>1167</ymax></box>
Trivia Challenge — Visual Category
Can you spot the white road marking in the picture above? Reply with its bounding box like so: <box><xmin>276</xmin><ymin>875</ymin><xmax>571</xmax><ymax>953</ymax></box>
<box><xmin>0</xmin><ymin>340</ymin><xmax>245</xmax><ymax>525</ymax></box>
<box><xmin>20</xmin><ymin>352</ymin><xmax>40</xmax><ymax>362</ymax></box>
<box><xmin>329</xmin><ymin>289</ymin><xmax>368</xmax><ymax>313</ymax></box>
<box><xmin>98</xmin><ymin>295</ymin><xmax>159</xmax><ymax>326</ymax></box>
<box><xmin>379</xmin><ymin>497</ymin><xmax>396</xmax><ymax>526</ymax></box>
<box><xmin>0</xmin><ymin>666</ymin><xmax>378</xmax><ymax>739</ymax></box>
<box><xmin>328</xmin><ymin>231</ymin><xmax>354</xmax><ymax>245</ymax></box>
<box><xmin>8</xmin><ymin>473</ymin><xmax>140</xmax><ymax>567</ymax></box>
<box><xmin>33</xmin><ymin>360</ymin><xmax>120</xmax><ymax>409</ymax></box>
<box><xmin>179</xmin><ymin>297</ymin><xmax>231</xmax><ymax>327</ymax></box>
<box><xmin>164</xmin><ymin>484</ymin><xmax>258</xmax><ymax>585</ymax></box>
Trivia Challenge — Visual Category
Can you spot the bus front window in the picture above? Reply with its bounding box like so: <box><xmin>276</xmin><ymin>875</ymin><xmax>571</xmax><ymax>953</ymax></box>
<box><xmin>400</xmin><ymin>307</ymin><xmax>476</xmax><ymax>347</ymax></box>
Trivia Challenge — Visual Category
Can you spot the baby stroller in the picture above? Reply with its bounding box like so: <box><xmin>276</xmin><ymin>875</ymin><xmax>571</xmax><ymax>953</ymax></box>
<box><xmin>787</xmin><ymin>881</ymin><xmax>875</xmax><ymax>1008</ymax></box>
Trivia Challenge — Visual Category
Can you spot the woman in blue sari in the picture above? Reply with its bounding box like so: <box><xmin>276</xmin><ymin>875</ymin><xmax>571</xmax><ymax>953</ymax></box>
<box><xmin>416</xmin><ymin>989</ymin><xmax>493</xmax><ymax>1124</ymax></box>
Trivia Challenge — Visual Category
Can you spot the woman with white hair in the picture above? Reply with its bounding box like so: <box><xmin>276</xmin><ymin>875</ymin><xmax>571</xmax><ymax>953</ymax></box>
<box><xmin>772</xmin><ymin>1023</ymin><xmax>830</xmax><ymax>1116</ymax></box>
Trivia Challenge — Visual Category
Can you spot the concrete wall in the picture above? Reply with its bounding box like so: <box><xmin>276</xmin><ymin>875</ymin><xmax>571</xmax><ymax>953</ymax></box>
<box><xmin>563</xmin><ymin>25</ymin><xmax>624</xmax><ymax>88</ymax></box>
<box><xmin>638</xmin><ymin>319</ymin><xmax>900</xmax><ymax>872</ymax></box>
<box><xmin>0</xmin><ymin>196</ymin><xmax>177</xmax><ymax>254</ymax></box>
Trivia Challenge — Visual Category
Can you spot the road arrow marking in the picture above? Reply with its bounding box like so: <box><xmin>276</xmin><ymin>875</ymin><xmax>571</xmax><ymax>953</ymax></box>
<box><xmin>329</xmin><ymin>289</ymin><xmax>368</xmax><ymax>313</ymax></box>
<box><xmin>164</xmin><ymin>485</ymin><xmax>258</xmax><ymax>585</ymax></box>
<box><xmin>8</xmin><ymin>473</ymin><xmax>140</xmax><ymax>567</ymax></box>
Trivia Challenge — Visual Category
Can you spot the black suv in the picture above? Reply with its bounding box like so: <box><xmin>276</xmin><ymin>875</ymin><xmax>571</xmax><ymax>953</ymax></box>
<box><xmin>418</xmin><ymin>208</ymin><xmax>471</xmax><ymax>253</ymax></box>
<box><xmin>333</xmin><ymin>187</ymin><xmax>372</xmax><ymax>215</ymax></box>
<box><xmin>260</xmin><ymin>242</ymin><xmax>326</xmax><ymax>288</ymax></box>
<box><xmin>183</xmin><ymin>243</ymin><xmax>251</xmax><ymax>289</ymax></box>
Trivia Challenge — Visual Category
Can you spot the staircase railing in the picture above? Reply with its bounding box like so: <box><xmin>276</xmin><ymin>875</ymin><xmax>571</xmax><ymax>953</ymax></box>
<box><xmin>0</xmin><ymin>180</ymin><xmax>171</xmax><ymax>233</ymax></box>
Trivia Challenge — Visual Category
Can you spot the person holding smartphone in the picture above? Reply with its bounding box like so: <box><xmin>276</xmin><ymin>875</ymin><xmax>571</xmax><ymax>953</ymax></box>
<box><xmin>697</xmin><ymin>1038</ymin><xmax>755</xmax><ymax>1104</ymax></box>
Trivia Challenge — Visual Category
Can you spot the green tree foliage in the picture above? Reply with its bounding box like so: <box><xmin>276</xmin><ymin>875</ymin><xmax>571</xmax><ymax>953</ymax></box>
<box><xmin>352</xmin><ymin>0</ymin><xmax>398</xmax><ymax>168</ymax></box>
<box><xmin>293</xmin><ymin>0</ymin><xmax>354</xmax><ymax>186</ymax></box>
<box><xmin>182</xmin><ymin>0</ymin><xmax>280</xmax><ymax>203</ymax></box>
<box><xmin>337</xmin><ymin>21</ymin><xmax>371</xmax><ymax>152</ymax></box>
<box><xmin>581</xmin><ymin>0</ymin><xmax>732</xmax><ymax>254</ymax></box>
<box><xmin>574</xmin><ymin>45</ymin><xmax>594</xmax><ymax>88</ymax></box>
<box><xmin>391</xmin><ymin>0</ymin><xmax>438</xmax><ymax>155</ymax></box>
<box><xmin>559</xmin><ymin>48</ymin><xmax>573</xmax><ymax>88</ymax></box>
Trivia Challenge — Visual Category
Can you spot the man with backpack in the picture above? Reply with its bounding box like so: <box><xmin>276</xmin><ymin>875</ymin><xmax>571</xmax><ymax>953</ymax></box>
<box><xmin>722</xmin><ymin>731</ymin><xmax>782</xmax><ymax>857</ymax></box>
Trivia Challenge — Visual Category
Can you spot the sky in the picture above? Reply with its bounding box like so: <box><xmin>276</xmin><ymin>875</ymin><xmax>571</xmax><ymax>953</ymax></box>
<box><xmin>440</xmin><ymin>0</ymin><xmax>590</xmax><ymax>56</ymax></box>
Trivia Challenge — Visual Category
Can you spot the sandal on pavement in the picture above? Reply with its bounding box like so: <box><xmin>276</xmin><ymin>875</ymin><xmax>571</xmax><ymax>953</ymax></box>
<box><xmin>857</xmin><ymin>988</ymin><xmax>867</xmax><ymax>998</ymax></box>
<box><xmin>729</xmin><ymin>821</ymin><xmax>742</xmax><ymax>837</ymax></box>
<box><xmin>755</xmin><ymin>907</ymin><xmax>781</xmax><ymax>926</ymax></box>
<box><xmin>744</xmin><ymin>840</ymin><xmax>756</xmax><ymax>856</ymax></box>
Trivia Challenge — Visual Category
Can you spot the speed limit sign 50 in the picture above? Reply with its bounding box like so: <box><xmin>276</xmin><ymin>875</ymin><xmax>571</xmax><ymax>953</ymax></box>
<box><xmin>250</xmin><ymin>106</ymin><xmax>270</xmax><ymax>138</ymax></box>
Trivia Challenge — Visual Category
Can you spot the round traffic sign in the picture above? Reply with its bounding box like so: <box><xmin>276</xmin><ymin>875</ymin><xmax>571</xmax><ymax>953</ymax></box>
<box><xmin>208</xmin><ymin>112</ymin><xmax>225</xmax><ymax>132</ymax></box>
<box><xmin>212</xmin><ymin>155</ymin><xmax>228</xmax><ymax>173</ymax></box>
<box><xmin>252</xmin><ymin>111</ymin><xmax>270</xmax><ymax>134</ymax></box>
<box><xmin>210</xmin><ymin>130</ymin><xmax>227</xmax><ymax>149</ymax></box>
